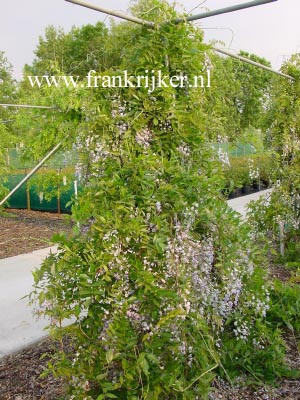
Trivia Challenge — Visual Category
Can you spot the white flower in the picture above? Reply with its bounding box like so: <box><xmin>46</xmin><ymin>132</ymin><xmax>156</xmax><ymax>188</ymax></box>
<box><xmin>155</xmin><ymin>201</ymin><xmax>162</xmax><ymax>213</ymax></box>
<box><xmin>177</xmin><ymin>142</ymin><xmax>191</xmax><ymax>158</ymax></box>
<box><xmin>135</xmin><ymin>128</ymin><xmax>153</xmax><ymax>148</ymax></box>
<box><xmin>217</xmin><ymin>148</ymin><xmax>230</xmax><ymax>166</ymax></box>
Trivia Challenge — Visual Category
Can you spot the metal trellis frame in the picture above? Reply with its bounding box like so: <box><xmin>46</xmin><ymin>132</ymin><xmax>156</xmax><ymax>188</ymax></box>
<box><xmin>0</xmin><ymin>140</ymin><xmax>67</xmax><ymax>207</ymax></box>
<box><xmin>0</xmin><ymin>0</ymin><xmax>291</xmax><ymax>207</ymax></box>
<box><xmin>65</xmin><ymin>0</ymin><xmax>278</xmax><ymax>25</ymax></box>
<box><xmin>174</xmin><ymin>0</ymin><xmax>278</xmax><ymax>24</ymax></box>
<box><xmin>0</xmin><ymin>103</ymin><xmax>58</xmax><ymax>110</ymax></box>
<box><xmin>213</xmin><ymin>47</ymin><xmax>295</xmax><ymax>81</ymax></box>
<box><xmin>64</xmin><ymin>0</ymin><xmax>293</xmax><ymax>81</ymax></box>
<box><xmin>65</xmin><ymin>0</ymin><xmax>155</xmax><ymax>27</ymax></box>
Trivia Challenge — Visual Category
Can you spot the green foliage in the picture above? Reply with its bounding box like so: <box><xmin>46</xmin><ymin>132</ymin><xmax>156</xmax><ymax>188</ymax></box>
<box><xmin>222</xmin><ymin>153</ymin><xmax>274</xmax><ymax>193</ymax></box>
<box><xmin>19</xmin><ymin>2</ymin><xmax>297</xmax><ymax>398</ymax></box>
<box><xmin>230</xmin><ymin>51</ymin><xmax>272</xmax><ymax>130</ymax></box>
<box><xmin>268</xmin><ymin>280</ymin><xmax>300</xmax><ymax>333</ymax></box>
<box><xmin>29</xmin><ymin>169</ymin><xmax>73</xmax><ymax>203</ymax></box>
<box><xmin>221</xmin><ymin>322</ymin><xmax>287</xmax><ymax>383</ymax></box>
<box><xmin>0</xmin><ymin>51</ymin><xmax>17</xmax><ymax>202</ymax></box>
<box><xmin>265</xmin><ymin>54</ymin><xmax>300</xmax><ymax>158</ymax></box>
<box><xmin>204</xmin><ymin>51</ymin><xmax>272</xmax><ymax>141</ymax></box>
<box><xmin>28</xmin><ymin>23</ymin><xmax>109</xmax><ymax>78</ymax></box>
<box><xmin>220</xmin><ymin>267</ymin><xmax>300</xmax><ymax>382</ymax></box>
<box><xmin>0</xmin><ymin>51</ymin><xmax>17</xmax><ymax>146</ymax></box>
<box><xmin>0</xmin><ymin>51</ymin><xmax>16</xmax><ymax>103</ymax></box>
<box><xmin>202</xmin><ymin>53</ymin><xmax>242</xmax><ymax>141</ymax></box>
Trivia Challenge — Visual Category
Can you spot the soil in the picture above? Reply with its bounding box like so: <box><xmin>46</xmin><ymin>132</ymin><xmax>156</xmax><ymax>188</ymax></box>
<box><xmin>0</xmin><ymin>338</ymin><xmax>67</xmax><ymax>400</ymax></box>
<box><xmin>0</xmin><ymin>208</ymin><xmax>299</xmax><ymax>399</ymax></box>
<box><xmin>0</xmin><ymin>208</ymin><xmax>71</xmax><ymax>399</ymax></box>
<box><xmin>0</xmin><ymin>208</ymin><xmax>72</xmax><ymax>259</ymax></box>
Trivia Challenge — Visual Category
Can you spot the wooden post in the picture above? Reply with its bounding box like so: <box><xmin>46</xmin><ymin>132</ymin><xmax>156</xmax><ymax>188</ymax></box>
<box><xmin>26</xmin><ymin>184</ymin><xmax>31</xmax><ymax>211</ymax></box>
<box><xmin>279</xmin><ymin>220</ymin><xmax>285</xmax><ymax>257</ymax></box>
<box><xmin>6</xmin><ymin>148</ymin><xmax>10</xmax><ymax>167</ymax></box>
<box><xmin>57</xmin><ymin>190</ymin><xmax>61</xmax><ymax>215</ymax></box>
<box><xmin>25</xmin><ymin>169</ymin><xmax>31</xmax><ymax>211</ymax></box>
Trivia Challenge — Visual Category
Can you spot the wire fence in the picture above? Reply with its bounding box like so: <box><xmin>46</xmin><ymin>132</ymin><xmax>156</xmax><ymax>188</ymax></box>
<box><xmin>4</xmin><ymin>148</ymin><xmax>77</xmax><ymax>170</ymax></box>
<box><xmin>1</xmin><ymin>148</ymin><xmax>78</xmax><ymax>213</ymax></box>
<box><xmin>4</xmin><ymin>143</ymin><xmax>257</xmax><ymax>172</ymax></box>
<box><xmin>1</xmin><ymin>143</ymin><xmax>263</xmax><ymax>213</ymax></box>
<box><xmin>212</xmin><ymin>142</ymin><xmax>261</xmax><ymax>157</ymax></box>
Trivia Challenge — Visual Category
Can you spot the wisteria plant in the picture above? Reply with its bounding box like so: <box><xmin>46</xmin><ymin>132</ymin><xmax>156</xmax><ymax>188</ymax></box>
<box><xmin>31</xmin><ymin>1</ymin><xmax>287</xmax><ymax>398</ymax></box>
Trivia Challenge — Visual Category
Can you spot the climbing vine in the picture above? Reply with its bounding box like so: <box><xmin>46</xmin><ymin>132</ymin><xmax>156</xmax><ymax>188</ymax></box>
<box><xmin>26</xmin><ymin>1</ymin><xmax>296</xmax><ymax>399</ymax></box>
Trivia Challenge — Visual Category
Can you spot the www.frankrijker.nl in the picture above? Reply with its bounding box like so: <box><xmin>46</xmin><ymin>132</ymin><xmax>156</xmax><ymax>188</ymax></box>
<box><xmin>27</xmin><ymin>70</ymin><xmax>211</xmax><ymax>93</ymax></box>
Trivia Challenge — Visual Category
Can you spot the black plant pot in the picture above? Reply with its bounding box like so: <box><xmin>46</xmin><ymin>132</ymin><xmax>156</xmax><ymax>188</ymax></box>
<box><xmin>242</xmin><ymin>185</ymin><xmax>251</xmax><ymax>195</ymax></box>
<box><xmin>229</xmin><ymin>188</ymin><xmax>243</xmax><ymax>199</ymax></box>
<box><xmin>261</xmin><ymin>179</ymin><xmax>271</xmax><ymax>189</ymax></box>
<box><xmin>252</xmin><ymin>182</ymin><xmax>260</xmax><ymax>191</ymax></box>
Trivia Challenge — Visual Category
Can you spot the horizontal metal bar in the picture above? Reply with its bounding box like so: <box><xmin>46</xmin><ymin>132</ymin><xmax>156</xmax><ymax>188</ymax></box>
<box><xmin>0</xmin><ymin>140</ymin><xmax>65</xmax><ymax>207</ymax></box>
<box><xmin>213</xmin><ymin>47</ymin><xmax>295</xmax><ymax>81</ymax></box>
<box><xmin>1</xmin><ymin>119</ymin><xmax>15</xmax><ymax>124</ymax></box>
<box><xmin>63</xmin><ymin>0</ymin><xmax>286</xmax><ymax>82</ymax></box>
<box><xmin>0</xmin><ymin>103</ymin><xmax>58</xmax><ymax>110</ymax></box>
<box><xmin>65</xmin><ymin>0</ymin><xmax>155</xmax><ymax>27</ymax></box>
<box><xmin>174</xmin><ymin>0</ymin><xmax>278</xmax><ymax>23</ymax></box>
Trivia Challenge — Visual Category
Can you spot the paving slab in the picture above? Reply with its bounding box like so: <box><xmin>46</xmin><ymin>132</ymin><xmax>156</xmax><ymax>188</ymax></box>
<box><xmin>0</xmin><ymin>189</ymin><xmax>273</xmax><ymax>357</ymax></box>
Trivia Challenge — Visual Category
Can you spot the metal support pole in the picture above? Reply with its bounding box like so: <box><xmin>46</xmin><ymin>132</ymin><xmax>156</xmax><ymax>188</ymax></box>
<box><xmin>213</xmin><ymin>47</ymin><xmax>295</xmax><ymax>81</ymax></box>
<box><xmin>174</xmin><ymin>0</ymin><xmax>278</xmax><ymax>23</ymax></box>
<box><xmin>0</xmin><ymin>140</ymin><xmax>66</xmax><ymax>207</ymax></box>
<box><xmin>63</xmin><ymin>0</ymin><xmax>292</xmax><ymax>83</ymax></box>
<box><xmin>65</xmin><ymin>0</ymin><xmax>155</xmax><ymax>27</ymax></box>
<box><xmin>0</xmin><ymin>103</ymin><xmax>58</xmax><ymax>110</ymax></box>
<box><xmin>65</xmin><ymin>0</ymin><xmax>278</xmax><ymax>27</ymax></box>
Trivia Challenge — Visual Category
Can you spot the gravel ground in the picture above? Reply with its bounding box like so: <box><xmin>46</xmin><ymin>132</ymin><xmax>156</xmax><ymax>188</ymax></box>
<box><xmin>0</xmin><ymin>208</ymin><xmax>299</xmax><ymax>399</ymax></box>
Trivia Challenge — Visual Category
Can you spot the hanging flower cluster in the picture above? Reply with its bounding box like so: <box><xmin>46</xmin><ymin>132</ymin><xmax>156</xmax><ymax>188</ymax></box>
<box><xmin>248</xmin><ymin>158</ymin><xmax>259</xmax><ymax>182</ymax></box>
<box><xmin>217</xmin><ymin>147</ymin><xmax>230</xmax><ymax>167</ymax></box>
<box><xmin>135</xmin><ymin>127</ymin><xmax>153</xmax><ymax>148</ymax></box>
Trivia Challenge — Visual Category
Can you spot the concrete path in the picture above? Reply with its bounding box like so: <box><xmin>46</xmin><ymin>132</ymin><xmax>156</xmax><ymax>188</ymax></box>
<box><xmin>0</xmin><ymin>189</ymin><xmax>273</xmax><ymax>357</ymax></box>
<box><xmin>0</xmin><ymin>247</ymin><xmax>56</xmax><ymax>357</ymax></box>
<box><xmin>228</xmin><ymin>188</ymin><xmax>272</xmax><ymax>217</ymax></box>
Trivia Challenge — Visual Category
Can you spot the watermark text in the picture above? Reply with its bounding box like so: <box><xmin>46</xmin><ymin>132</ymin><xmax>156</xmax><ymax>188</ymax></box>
<box><xmin>27</xmin><ymin>69</ymin><xmax>211</xmax><ymax>92</ymax></box>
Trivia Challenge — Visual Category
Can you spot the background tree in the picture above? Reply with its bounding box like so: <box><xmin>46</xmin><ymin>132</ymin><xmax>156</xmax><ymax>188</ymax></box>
<box><xmin>230</xmin><ymin>50</ymin><xmax>272</xmax><ymax>130</ymax></box>
<box><xmin>266</xmin><ymin>54</ymin><xmax>300</xmax><ymax>158</ymax></box>
<box><xmin>201</xmin><ymin>52</ymin><xmax>242</xmax><ymax>142</ymax></box>
<box><xmin>0</xmin><ymin>51</ymin><xmax>17</xmax><ymax>204</ymax></box>
<box><xmin>25</xmin><ymin>26</ymin><xmax>67</xmax><ymax>75</ymax></box>
<box><xmin>0</xmin><ymin>51</ymin><xmax>16</xmax><ymax>127</ymax></box>
<box><xmin>27</xmin><ymin>22</ymin><xmax>110</xmax><ymax>78</ymax></box>
<box><xmin>251</xmin><ymin>54</ymin><xmax>300</xmax><ymax>260</ymax></box>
